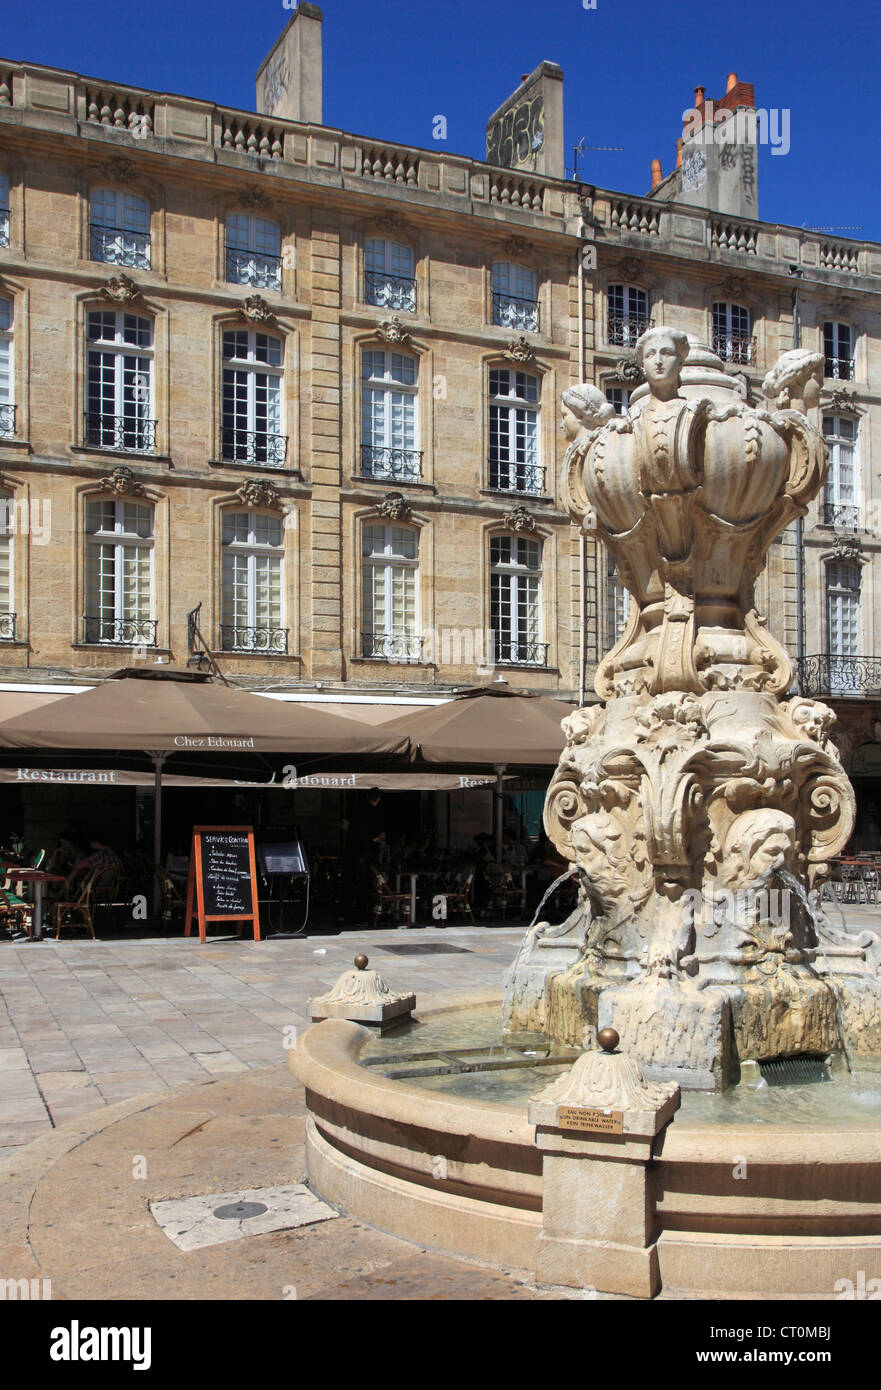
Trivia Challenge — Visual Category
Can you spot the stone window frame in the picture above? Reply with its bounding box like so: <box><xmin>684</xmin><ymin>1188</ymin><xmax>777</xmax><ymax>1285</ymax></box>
<box><xmin>820</xmin><ymin>314</ymin><xmax>860</xmax><ymax>384</ymax></box>
<box><xmin>704</xmin><ymin>286</ymin><xmax>762</xmax><ymax>371</ymax></box>
<box><xmin>213</xmin><ymin>192</ymin><xmax>296</xmax><ymax>301</ymax></box>
<box><xmin>77</xmin><ymin>167</ymin><xmax>166</xmax><ymax>278</ymax></box>
<box><xmin>347</xmin><ymin>327</ymin><xmax>432</xmax><ymax>489</ymax></box>
<box><xmin>207</xmin><ymin>491</ymin><xmax>301</xmax><ymax>661</ymax></box>
<box><xmin>347</xmin><ymin>502</ymin><xmax>432</xmax><ymax>670</ymax></box>
<box><xmin>353</xmin><ymin>219</ymin><xmax>426</xmax><ymax>320</ymax></box>
<box><xmin>602</xmin><ymin>278</ymin><xmax>652</xmax><ymax>351</ymax></box>
<box><xmin>208</xmin><ymin>309</ymin><xmax>301</xmax><ymax>474</ymax></box>
<box><xmin>72</xmin><ymin>290</ymin><xmax>170</xmax><ymax>462</ymax></box>
<box><xmin>0</xmin><ymin>162</ymin><xmax>23</xmax><ymax>258</ymax></box>
<box><xmin>480</xmin><ymin>516</ymin><xmax>557</xmax><ymax>674</ymax></box>
<box><xmin>479</xmin><ymin>349</ymin><xmax>555</xmax><ymax>504</ymax></box>
<box><xmin>0</xmin><ymin>470</ymin><xmax>27</xmax><ymax>646</ymax></box>
<box><xmin>485</xmin><ymin>244</ymin><xmax>547</xmax><ymax>338</ymax></box>
<box><xmin>72</xmin><ymin>477</ymin><xmax>170</xmax><ymax>656</ymax></box>
<box><xmin>0</xmin><ymin>275</ymin><xmax>28</xmax><ymax>446</ymax></box>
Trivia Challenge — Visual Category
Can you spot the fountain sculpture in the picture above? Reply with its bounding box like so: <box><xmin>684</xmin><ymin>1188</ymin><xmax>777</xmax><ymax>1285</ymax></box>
<box><xmin>503</xmin><ymin>329</ymin><xmax>881</xmax><ymax>1087</ymax></box>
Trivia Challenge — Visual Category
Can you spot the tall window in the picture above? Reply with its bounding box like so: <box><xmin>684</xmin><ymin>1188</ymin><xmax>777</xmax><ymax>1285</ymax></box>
<box><xmin>606</xmin><ymin>550</ymin><xmax>629</xmax><ymax>648</ymax></box>
<box><xmin>86</xmin><ymin>310</ymin><xmax>155</xmax><ymax>453</ymax></box>
<box><xmin>607</xmin><ymin>284</ymin><xmax>649</xmax><ymax>347</ymax></box>
<box><xmin>823</xmin><ymin>416</ymin><xmax>859</xmax><ymax>528</ymax></box>
<box><xmin>824</xmin><ymin>322</ymin><xmax>854</xmax><ymax>381</ymax></box>
<box><xmin>361</xmin><ymin>523</ymin><xmax>420</xmax><ymax>661</ymax></box>
<box><xmin>606</xmin><ymin>385</ymin><xmax>633</xmax><ymax>416</ymax></box>
<box><xmin>365</xmin><ymin>238</ymin><xmax>415</xmax><ymax>311</ymax></box>
<box><xmin>0</xmin><ymin>493</ymin><xmax>14</xmax><ymax>639</ymax></box>
<box><xmin>360</xmin><ymin>349</ymin><xmax>420</xmax><ymax>481</ymax></box>
<box><xmin>492</xmin><ymin>261</ymin><xmax>539</xmax><ymax>332</ymax></box>
<box><xmin>0</xmin><ymin>171</ymin><xmax>9</xmax><ymax>249</ymax></box>
<box><xmin>89</xmin><ymin>188</ymin><xmax>151</xmax><ymax>269</ymax></box>
<box><xmin>826</xmin><ymin>560</ymin><xmax>861</xmax><ymax>694</ymax></box>
<box><xmin>226</xmin><ymin>214</ymin><xmax>282</xmax><ymax>290</ymax></box>
<box><xmin>489</xmin><ymin>368</ymin><xmax>542</xmax><ymax>493</ymax></box>
<box><xmin>0</xmin><ymin>297</ymin><xmax>13</xmax><ymax>439</ymax></box>
<box><xmin>712</xmin><ymin>302</ymin><xmax>753</xmax><ymax>364</ymax></box>
<box><xmin>221</xmin><ymin>329</ymin><xmax>286</xmax><ymax>466</ymax></box>
<box><xmin>84</xmin><ymin>499</ymin><xmax>155</xmax><ymax>646</ymax></box>
<box><xmin>490</xmin><ymin>534</ymin><xmax>544</xmax><ymax>666</ymax></box>
<box><xmin>221</xmin><ymin>510</ymin><xmax>285</xmax><ymax>652</ymax></box>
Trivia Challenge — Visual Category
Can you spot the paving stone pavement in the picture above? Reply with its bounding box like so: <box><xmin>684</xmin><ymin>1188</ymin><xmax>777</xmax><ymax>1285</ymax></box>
<box><xmin>0</xmin><ymin>924</ymin><xmax>524</xmax><ymax>1158</ymax></box>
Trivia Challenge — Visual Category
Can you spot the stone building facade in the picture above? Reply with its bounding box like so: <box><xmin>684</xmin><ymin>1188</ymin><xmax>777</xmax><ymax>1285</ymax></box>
<box><xmin>0</xmin><ymin>28</ymin><xmax>879</xmax><ymax>839</ymax></box>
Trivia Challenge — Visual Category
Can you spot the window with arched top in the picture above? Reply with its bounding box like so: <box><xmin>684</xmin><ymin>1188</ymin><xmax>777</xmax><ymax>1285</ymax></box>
<box><xmin>89</xmin><ymin>188</ymin><xmax>151</xmax><ymax>269</ymax></box>
<box><xmin>221</xmin><ymin>328</ymin><xmax>286</xmax><ymax>467</ymax></box>
<box><xmin>824</xmin><ymin>321</ymin><xmax>854</xmax><ymax>381</ymax></box>
<box><xmin>221</xmin><ymin>509</ymin><xmax>286</xmax><ymax>653</ymax></box>
<box><xmin>86</xmin><ymin>309</ymin><xmax>155</xmax><ymax>453</ymax></box>
<box><xmin>0</xmin><ymin>297</ymin><xmax>13</xmax><ymax>439</ymax></box>
<box><xmin>364</xmin><ymin>238</ymin><xmax>416</xmax><ymax>311</ymax></box>
<box><xmin>712</xmin><ymin>302</ymin><xmax>753</xmax><ymax>364</ymax></box>
<box><xmin>225</xmin><ymin>214</ymin><xmax>282</xmax><ymax>290</ymax></box>
<box><xmin>360</xmin><ymin>349</ymin><xmax>420</xmax><ymax>481</ymax></box>
<box><xmin>0</xmin><ymin>171</ymin><xmax>9</xmax><ymax>249</ymax></box>
<box><xmin>607</xmin><ymin>284</ymin><xmax>649</xmax><ymax>347</ymax></box>
<box><xmin>491</xmin><ymin>261</ymin><xmax>539</xmax><ymax>332</ymax></box>
<box><xmin>361</xmin><ymin>522</ymin><xmax>421</xmax><ymax>662</ymax></box>
<box><xmin>488</xmin><ymin>368</ymin><xmax>542</xmax><ymax>494</ymax></box>
<box><xmin>489</xmin><ymin>533</ymin><xmax>545</xmax><ymax>667</ymax></box>
<box><xmin>84</xmin><ymin>497</ymin><xmax>155</xmax><ymax>647</ymax></box>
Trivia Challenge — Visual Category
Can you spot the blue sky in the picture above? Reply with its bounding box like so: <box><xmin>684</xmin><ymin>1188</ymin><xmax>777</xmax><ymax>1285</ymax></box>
<box><xmin>4</xmin><ymin>0</ymin><xmax>879</xmax><ymax>240</ymax></box>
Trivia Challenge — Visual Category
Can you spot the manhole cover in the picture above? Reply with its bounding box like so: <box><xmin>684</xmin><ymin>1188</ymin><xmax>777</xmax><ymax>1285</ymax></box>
<box><xmin>212</xmin><ymin>1201</ymin><xmax>269</xmax><ymax>1220</ymax></box>
<box><xmin>379</xmin><ymin>943</ymin><xmax>472</xmax><ymax>955</ymax></box>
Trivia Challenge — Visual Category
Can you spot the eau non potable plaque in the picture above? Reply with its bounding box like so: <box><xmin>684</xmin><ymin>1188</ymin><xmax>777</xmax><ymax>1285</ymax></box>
<box><xmin>556</xmin><ymin>1106</ymin><xmax>623</xmax><ymax>1134</ymax></box>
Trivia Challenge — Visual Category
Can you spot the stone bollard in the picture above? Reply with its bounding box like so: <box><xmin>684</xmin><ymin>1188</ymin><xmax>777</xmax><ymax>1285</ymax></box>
<box><xmin>308</xmin><ymin>955</ymin><xmax>415</xmax><ymax>1034</ymax></box>
<box><xmin>528</xmin><ymin>1027</ymin><xmax>680</xmax><ymax>1298</ymax></box>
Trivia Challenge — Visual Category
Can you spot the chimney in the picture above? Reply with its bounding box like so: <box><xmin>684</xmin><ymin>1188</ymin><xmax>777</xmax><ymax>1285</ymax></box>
<box><xmin>694</xmin><ymin>85</ymin><xmax>706</xmax><ymax>108</ymax></box>
<box><xmin>676</xmin><ymin>137</ymin><xmax>683</xmax><ymax>169</ymax></box>
<box><xmin>650</xmin><ymin>158</ymin><xmax>662</xmax><ymax>188</ymax></box>
<box><xmin>256</xmin><ymin>4</ymin><xmax>323</xmax><ymax>125</ymax></box>
<box><xmin>726</xmin><ymin>71</ymin><xmax>738</xmax><ymax>92</ymax></box>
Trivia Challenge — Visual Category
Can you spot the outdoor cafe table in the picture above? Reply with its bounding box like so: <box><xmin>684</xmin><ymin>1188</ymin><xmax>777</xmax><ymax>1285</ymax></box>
<box><xmin>1</xmin><ymin>867</ymin><xmax>65</xmax><ymax>939</ymax></box>
<box><xmin>394</xmin><ymin>871</ymin><xmax>419</xmax><ymax>928</ymax></box>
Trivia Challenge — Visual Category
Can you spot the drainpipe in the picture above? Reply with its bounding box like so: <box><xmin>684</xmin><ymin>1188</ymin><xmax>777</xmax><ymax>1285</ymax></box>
<box><xmin>792</xmin><ymin>276</ymin><xmax>805</xmax><ymax>692</ymax></box>
<box><xmin>149</xmin><ymin>750</ymin><xmax>168</xmax><ymax>917</ymax></box>
<box><xmin>578</xmin><ymin>230</ymin><xmax>587</xmax><ymax>708</ymax></box>
<box><xmin>494</xmin><ymin>763</ymin><xmax>506</xmax><ymax>864</ymax></box>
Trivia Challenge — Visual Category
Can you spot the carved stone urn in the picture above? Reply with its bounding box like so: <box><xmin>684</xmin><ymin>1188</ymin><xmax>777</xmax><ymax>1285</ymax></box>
<box><xmin>503</xmin><ymin>331</ymin><xmax>881</xmax><ymax>1088</ymax></box>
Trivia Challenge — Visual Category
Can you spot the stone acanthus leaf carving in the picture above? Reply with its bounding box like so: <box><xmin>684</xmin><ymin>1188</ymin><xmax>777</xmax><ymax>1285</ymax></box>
<box><xmin>615</xmin><ymin>358</ymin><xmax>644</xmax><ymax>385</ymax></box>
<box><xmin>504</xmin><ymin>336</ymin><xmax>536</xmax><ymax>363</ymax></box>
<box><xmin>827</xmin><ymin>388</ymin><xmax>861</xmax><ymax>415</ymax></box>
<box><xmin>238</xmin><ymin>185</ymin><xmax>270</xmax><ymax>209</ymax></box>
<box><xmin>241</xmin><ymin>294</ymin><xmax>274</xmax><ymax>323</ymax></box>
<box><xmin>101</xmin><ymin>275</ymin><xmax>140</xmax><ymax>304</ymax></box>
<box><xmin>832</xmin><ymin>534</ymin><xmax>862</xmax><ymax>561</ymax></box>
<box><xmin>500</xmin><ymin>236</ymin><xmax>530</xmax><ymax>259</ymax></box>
<box><xmin>377</xmin><ymin>317</ymin><xmax>411</xmax><ymax>346</ymax></box>
<box><xmin>311</xmin><ymin>966</ymin><xmax>411</xmax><ymax>1010</ymax></box>
<box><xmin>377</xmin><ymin>491</ymin><xmax>410</xmax><ymax>521</ymax></box>
<box><xmin>103</xmin><ymin>159</ymin><xmax>134</xmax><ymax>183</ymax></box>
<box><xmin>98</xmin><ymin>466</ymin><xmax>145</xmax><ymax>497</ymax></box>
<box><xmin>503</xmin><ymin>504</ymin><xmax>536</xmax><ymax>533</ymax></box>
<box><xmin>235</xmin><ymin>479</ymin><xmax>280</xmax><ymax>509</ymax></box>
<box><xmin>532</xmin><ymin>1041</ymin><xmax>679</xmax><ymax>1112</ymax></box>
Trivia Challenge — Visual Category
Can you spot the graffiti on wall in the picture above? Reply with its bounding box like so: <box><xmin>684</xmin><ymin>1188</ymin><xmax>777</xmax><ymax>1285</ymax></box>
<box><xmin>487</xmin><ymin>92</ymin><xmax>545</xmax><ymax>171</ymax></box>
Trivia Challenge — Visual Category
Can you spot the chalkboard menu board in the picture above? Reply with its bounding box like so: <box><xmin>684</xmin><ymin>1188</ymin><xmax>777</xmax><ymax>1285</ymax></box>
<box><xmin>185</xmin><ymin>826</ymin><xmax>261</xmax><ymax>942</ymax></box>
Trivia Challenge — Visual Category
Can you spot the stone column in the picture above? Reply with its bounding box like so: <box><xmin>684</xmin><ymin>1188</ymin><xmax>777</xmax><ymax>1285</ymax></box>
<box><xmin>528</xmin><ymin>1029</ymin><xmax>680</xmax><ymax>1298</ymax></box>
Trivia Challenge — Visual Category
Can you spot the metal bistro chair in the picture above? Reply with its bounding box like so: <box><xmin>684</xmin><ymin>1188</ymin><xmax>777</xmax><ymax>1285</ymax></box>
<box><xmin>53</xmin><ymin>869</ymin><xmax>98</xmax><ymax>940</ymax></box>
<box><xmin>156</xmin><ymin>865</ymin><xmax>186</xmax><ymax>931</ymax></box>
<box><xmin>370</xmin><ymin>870</ymin><xmax>411</xmax><ymax>928</ymax></box>
<box><xmin>0</xmin><ymin>875</ymin><xmax>34</xmax><ymax>939</ymax></box>
<box><xmin>443</xmin><ymin>870</ymin><xmax>476</xmax><ymax>925</ymax></box>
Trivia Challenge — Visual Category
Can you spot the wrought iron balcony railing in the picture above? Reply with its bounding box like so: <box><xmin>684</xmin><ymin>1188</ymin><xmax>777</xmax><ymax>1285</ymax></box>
<box><xmin>0</xmin><ymin>209</ymin><xmax>9</xmax><ymax>249</ymax></box>
<box><xmin>799</xmin><ymin>654</ymin><xmax>881</xmax><ymax>698</ymax></box>
<box><xmin>358</xmin><ymin>445</ymin><xmax>423</xmax><ymax>482</ymax></box>
<box><xmin>607</xmin><ymin>315</ymin><xmax>653</xmax><ymax>347</ymax></box>
<box><xmin>220</xmin><ymin>625</ymin><xmax>288</xmax><ymax>654</ymax></box>
<box><xmin>82</xmin><ymin>616</ymin><xmax>157</xmax><ymax>647</ymax></box>
<box><xmin>0</xmin><ymin>403</ymin><xmax>15</xmax><ymax>438</ymax></box>
<box><xmin>221</xmin><ymin>427</ymin><xmax>288</xmax><ymax>468</ymax></box>
<box><xmin>823</xmin><ymin>501</ymin><xmax>860</xmax><ymax>529</ymax></box>
<box><xmin>713</xmin><ymin>332</ymin><xmax>756</xmax><ymax>366</ymax></box>
<box><xmin>361</xmin><ymin>631</ymin><xmax>425</xmax><ymax>663</ymax></box>
<box><xmin>225</xmin><ymin>246</ymin><xmax>282</xmax><ymax>290</ymax></box>
<box><xmin>825</xmin><ymin>356</ymin><xmax>855</xmax><ymax>382</ymax></box>
<box><xmin>492</xmin><ymin>638</ymin><xmax>549</xmax><ymax>667</ymax></box>
<box><xmin>492</xmin><ymin>292</ymin><xmax>539</xmax><ymax>333</ymax></box>
<box><xmin>84</xmin><ymin>413</ymin><xmax>157</xmax><ymax>453</ymax></box>
<box><xmin>488</xmin><ymin>461</ymin><xmax>547</xmax><ymax>495</ymax></box>
<box><xmin>0</xmin><ymin>612</ymin><xmax>16</xmax><ymax>641</ymax></box>
<box><xmin>89</xmin><ymin>222</ymin><xmax>151</xmax><ymax>269</ymax></box>
<box><xmin>365</xmin><ymin>270</ymin><xmax>416</xmax><ymax>312</ymax></box>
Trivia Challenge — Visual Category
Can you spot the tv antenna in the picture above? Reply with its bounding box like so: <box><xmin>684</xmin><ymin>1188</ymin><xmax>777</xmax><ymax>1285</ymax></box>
<box><xmin>570</xmin><ymin>135</ymin><xmax>626</xmax><ymax>180</ymax></box>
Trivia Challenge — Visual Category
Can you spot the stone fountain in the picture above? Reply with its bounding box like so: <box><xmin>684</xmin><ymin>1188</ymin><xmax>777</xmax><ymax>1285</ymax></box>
<box><xmin>290</xmin><ymin>331</ymin><xmax>881</xmax><ymax>1296</ymax></box>
<box><xmin>503</xmin><ymin>329</ymin><xmax>881</xmax><ymax>1088</ymax></box>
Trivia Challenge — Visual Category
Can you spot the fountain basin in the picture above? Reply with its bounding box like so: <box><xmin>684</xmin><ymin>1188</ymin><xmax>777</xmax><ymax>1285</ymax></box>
<box><xmin>290</xmin><ymin>991</ymin><xmax>881</xmax><ymax>1298</ymax></box>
